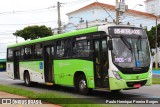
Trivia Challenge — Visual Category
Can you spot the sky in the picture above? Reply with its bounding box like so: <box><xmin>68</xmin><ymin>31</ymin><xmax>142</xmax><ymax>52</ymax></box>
<box><xmin>0</xmin><ymin>0</ymin><xmax>146</xmax><ymax>58</ymax></box>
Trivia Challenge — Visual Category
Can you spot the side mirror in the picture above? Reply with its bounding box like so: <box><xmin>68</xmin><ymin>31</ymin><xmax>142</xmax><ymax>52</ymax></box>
<box><xmin>108</xmin><ymin>39</ymin><xmax>113</xmax><ymax>50</ymax></box>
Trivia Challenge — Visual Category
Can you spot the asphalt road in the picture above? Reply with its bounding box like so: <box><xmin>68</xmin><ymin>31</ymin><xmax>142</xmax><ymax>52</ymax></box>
<box><xmin>0</xmin><ymin>72</ymin><xmax>160</xmax><ymax>107</ymax></box>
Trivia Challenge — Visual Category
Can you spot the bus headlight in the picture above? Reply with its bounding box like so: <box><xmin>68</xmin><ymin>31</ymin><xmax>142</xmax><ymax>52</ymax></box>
<box><xmin>112</xmin><ymin>71</ymin><xmax>122</xmax><ymax>80</ymax></box>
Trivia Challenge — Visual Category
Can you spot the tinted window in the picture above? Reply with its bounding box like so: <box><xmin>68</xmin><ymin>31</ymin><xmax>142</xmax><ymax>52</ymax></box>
<box><xmin>34</xmin><ymin>44</ymin><xmax>42</xmax><ymax>59</ymax></box>
<box><xmin>56</xmin><ymin>40</ymin><xmax>64</xmax><ymax>58</ymax></box>
<box><xmin>56</xmin><ymin>39</ymin><xmax>71</xmax><ymax>58</ymax></box>
<box><xmin>24</xmin><ymin>46</ymin><xmax>33</xmax><ymax>60</ymax></box>
<box><xmin>20</xmin><ymin>48</ymin><xmax>25</xmax><ymax>60</ymax></box>
<box><xmin>7</xmin><ymin>49</ymin><xmax>13</xmax><ymax>61</ymax></box>
<box><xmin>72</xmin><ymin>38</ymin><xmax>90</xmax><ymax>57</ymax></box>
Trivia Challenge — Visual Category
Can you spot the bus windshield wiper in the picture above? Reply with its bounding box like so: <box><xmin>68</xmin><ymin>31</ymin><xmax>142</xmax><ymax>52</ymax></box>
<box><xmin>136</xmin><ymin>36</ymin><xmax>142</xmax><ymax>51</ymax></box>
<box><xmin>136</xmin><ymin>36</ymin><xmax>142</xmax><ymax>59</ymax></box>
<box><xmin>120</xmin><ymin>35</ymin><xmax>132</xmax><ymax>50</ymax></box>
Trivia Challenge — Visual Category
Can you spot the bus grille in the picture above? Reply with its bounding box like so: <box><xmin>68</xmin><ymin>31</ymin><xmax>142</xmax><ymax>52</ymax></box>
<box><xmin>126</xmin><ymin>80</ymin><xmax>147</xmax><ymax>87</ymax></box>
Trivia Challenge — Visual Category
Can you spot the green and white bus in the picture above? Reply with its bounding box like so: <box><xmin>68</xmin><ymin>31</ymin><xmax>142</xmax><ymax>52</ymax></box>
<box><xmin>7</xmin><ymin>24</ymin><xmax>152</xmax><ymax>95</ymax></box>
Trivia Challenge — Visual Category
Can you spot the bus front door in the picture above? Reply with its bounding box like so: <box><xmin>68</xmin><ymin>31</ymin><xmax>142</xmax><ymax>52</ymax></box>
<box><xmin>13</xmin><ymin>50</ymin><xmax>20</xmax><ymax>79</ymax></box>
<box><xmin>93</xmin><ymin>38</ymin><xmax>109</xmax><ymax>88</ymax></box>
<box><xmin>44</xmin><ymin>46</ymin><xmax>54</xmax><ymax>83</ymax></box>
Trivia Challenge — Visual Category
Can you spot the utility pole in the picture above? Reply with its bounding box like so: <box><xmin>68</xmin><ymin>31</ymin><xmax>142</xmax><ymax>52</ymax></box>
<box><xmin>115</xmin><ymin>0</ymin><xmax>127</xmax><ymax>25</ymax></box>
<box><xmin>116</xmin><ymin>0</ymin><xmax>119</xmax><ymax>25</ymax></box>
<box><xmin>86</xmin><ymin>20</ymin><xmax>88</xmax><ymax>28</ymax></box>
<box><xmin>16</xmin><ymin>36</ymin><xmax>18</xmax><ymax>43</ymax></box>
<box><xmin>57</xmin><ymin>2</ymin><xmax>61</xmax><ymax>34</ymax></box>
<box><xmin>155</xmin><ymin>18</ymin><xmax>158</xmax><ymax>68</ymax></box>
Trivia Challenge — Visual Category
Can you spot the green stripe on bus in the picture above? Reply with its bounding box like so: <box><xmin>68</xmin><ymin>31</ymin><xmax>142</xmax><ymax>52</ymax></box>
<box><xmin>8</xmin><ymin>27</ymin><xmax>98</xmax><ymax>48</ymax></box>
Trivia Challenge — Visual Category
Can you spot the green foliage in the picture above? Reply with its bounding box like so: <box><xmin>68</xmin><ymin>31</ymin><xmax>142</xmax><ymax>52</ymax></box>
<box><xmin>147</xmin><ymin>24</ymin><xmax>160</xmax><ymax>49</ymax></box>
<box><xmin>152</xmin><ymin>68</ymin><xmax>160</xmax><ymax>70</ymax></box>
<box><xmin>13</xmin><ymin>25</ymin><xmax>53</xmax><ymax>40</ymax></box>
<box><xmin>152</xmin><ymin>78</ymin><xmax>160</xmax><ymax>84</ymax></box>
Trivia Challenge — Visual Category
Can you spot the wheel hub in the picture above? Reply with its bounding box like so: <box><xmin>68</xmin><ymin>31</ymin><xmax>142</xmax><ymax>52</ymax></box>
<box><xmin>25</xmin><ymin>76</ymin><xmax>29</xmax><ymax>84</ymax></box>
<box><xmin>79</xmin><ymin>80</ymin><xmax>86</xmax><ymax>91</ymax></box>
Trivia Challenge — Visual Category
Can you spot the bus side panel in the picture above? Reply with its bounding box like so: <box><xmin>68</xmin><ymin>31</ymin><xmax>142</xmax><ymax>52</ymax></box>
<box><xmin>6</xmin><ymin>62</ymin><xmax>14</xmax><ymax>79</ymax></box>
<box><xmin>19</xmin><ymin>61</ymin><xmax>45</xmax><ymax>83</ymax></box>
<box><xmin>54</xmin><ymin>59</ymin><xmax>95</xmax><ymax>88</ymax></box>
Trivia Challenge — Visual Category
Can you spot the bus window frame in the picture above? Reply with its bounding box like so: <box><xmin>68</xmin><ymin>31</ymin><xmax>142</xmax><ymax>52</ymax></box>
<box><xmin>72</xmin><ymin>37</ymin><xmax>91</xmax><ymax>58</ymax></box>
<box><xmin>7</xmin><ymin>48</ymin><xmax>13</xmax><ymax>61</ymax></box>
<box><xmin>56</xmin><ymin>38</ymin><xmax>72</xmax><ymax>59</ymax></box>
<box><xmin>42</xmin><ymin>40</ymin><xmax>56</xmax><ymax>59</ymax></box>
<box><xmin>34</xmin><ymin>43</ymin><xmax>43</xmax><ymax>60</ymax></box>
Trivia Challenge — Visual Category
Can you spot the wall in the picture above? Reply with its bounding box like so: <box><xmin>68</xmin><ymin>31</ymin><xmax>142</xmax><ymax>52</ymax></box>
<box><xmin>145</xmin><ymin>0</ymin><xmax>160</xmax><ymax>16</ymax></box>
<box><xmin>66</xmin><ymin>5</ymin><xmax>157</xmax><ymax>32</ymax></box>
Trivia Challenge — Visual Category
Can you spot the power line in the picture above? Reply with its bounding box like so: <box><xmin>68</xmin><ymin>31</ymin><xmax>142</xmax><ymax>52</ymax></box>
<box><xmin>90</xmin><ymin>0</ymin><xmax>116</xmax><ymax>24</ymax></box>
<box><xmin>0</xmin><ymin>6</ymin><xmax>57</xmax><ymax>15</ymax></box>
<box><xmin>11</xmin><ymin>10</ymin><xmax>56</xmax><ymax>15</ymax></box>
<box><xmin>0</xmin><ymin>32</ymin><xmax>15</xmax><ymax>35</ymax></box>
<box><xmin>13</xmin><ymin>6</ymin><xmax>56</xmax><ymax>13</ymax></box>
<box><xmin>0</xmin><ymin>30</ymin><xmax>15</xmax><ymax>33</ymax></box>
<box><xmin>100</xmin><ymin>7</ymin><xmax>115</xmax><ymax>23</ymax></box>
<box><xmin>120</xmin><ymin>13</ymin><xmax>156</xmax><ymax>21</ymax></box>
<box><xmin>62</xmin><ymin>0</ymin><xmax>93</xmax><ymax>7</ymax></box>
<box><xmin>0</xmin><ymin>20</ymin><xmax>57</xmax><ymax>26</ymax></box>
<box><xmin>0</xmin><ymin>41</ymin><xmax>17</xmax><ymax>44</ymax></box>
<box><xmin>122</xmin><ymin>17</ymin><xmax>156</xmax><ymax>23</ymax></box>
<box><xmin>0</xmin><ymin>21</ymin><xmax>58</xmax><ymax>35</ymax></box>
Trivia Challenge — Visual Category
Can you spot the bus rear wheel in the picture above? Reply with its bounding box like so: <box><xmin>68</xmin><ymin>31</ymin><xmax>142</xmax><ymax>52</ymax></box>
<box><xmin>24</xmin><ymin>72</ymin><xmax>32</xmax><ymax>87</ymax></box>
<box><xmin>77</xmin><ymin>75</ymin><xmax>89</xmax><ymax>95</ymax></box>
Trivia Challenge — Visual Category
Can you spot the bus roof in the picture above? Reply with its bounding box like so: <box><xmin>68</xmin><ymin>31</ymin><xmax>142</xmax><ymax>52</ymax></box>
<box><xmin>8</xmin><ymin>26</ymin><xmax>98</xmax><ymax>48</ymax></box>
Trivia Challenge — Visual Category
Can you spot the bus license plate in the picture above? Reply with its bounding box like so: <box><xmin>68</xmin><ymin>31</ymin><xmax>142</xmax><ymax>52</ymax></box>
<box><xmin>134</xmin><ymin>84</ymin><xmax>141</xmax><ymax>88</ymax></box>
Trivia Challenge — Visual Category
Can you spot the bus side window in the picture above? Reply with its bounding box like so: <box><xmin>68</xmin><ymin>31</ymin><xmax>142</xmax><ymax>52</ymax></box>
<box><xmin>24</xmin><ymin>47</ymin><xmax>28</xmax><ymax>60</ymax></box>
<box><xmin>56</xmin><ymin>40</ymin><xmax>64</xmax><ymax>58</ymax></box>
<box><xmin>34</xmin><ymin>44</ymin><xmax>42</xmax><ymax>59</ymax></box>
<box><xmin>72</xmin><ymin>39</ymin><xmax>90</xmax><ymax>58</ymax></box>
<box><xmin>24</xmin><ymin>46</ymin><xmax>33</xmax><ymax>60</ymax></box>
<box><xmin>20</xmin><ymin>48</ymin><xmax>24</xmax><ymax>60</ymax></box>
<box><xmin>7</xmin><ymin>49</ymin><xmax>13</xmax><ymax>61</ymax></box>
<box><xmin>56</xmin><ymin>39</ymin><xmax>71</xmax><ymax>58</ymax></box>
<box><xmin>63</xmin><ymin>39</ymin><xmax>71</xmax><ymax>58</ymax></box>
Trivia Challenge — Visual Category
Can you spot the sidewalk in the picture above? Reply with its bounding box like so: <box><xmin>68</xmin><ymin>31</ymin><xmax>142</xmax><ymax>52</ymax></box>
<box><xmin>152</xmin><ymin>70</ymin><xmax>160</xmax><ymax>78</ymax></box>
<box><xmin>0</xmin><ymin>91</ymin><xmax>61</xmax><ymax>107</ymax></box>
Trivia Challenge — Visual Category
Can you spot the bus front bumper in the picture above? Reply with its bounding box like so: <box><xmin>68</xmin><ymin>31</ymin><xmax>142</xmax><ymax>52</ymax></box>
<box><xmin>109</xmin><ymin>76</ymin><xmax>152</xmax><ymax>90</ymax></box>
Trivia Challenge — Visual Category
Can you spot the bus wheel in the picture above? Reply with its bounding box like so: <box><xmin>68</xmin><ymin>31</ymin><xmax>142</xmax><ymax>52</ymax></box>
<box><xmin>24</xmin><ymin>72</ymin><xmax>31</xmax><ymax>87</ymax></box>
<box><xmin>77</xmin><ymin>75</ymin><xmax>89</xmax><ymax>95</ymax></box>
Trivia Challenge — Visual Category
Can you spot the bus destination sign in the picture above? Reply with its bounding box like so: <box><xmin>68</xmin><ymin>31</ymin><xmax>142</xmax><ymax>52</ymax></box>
<box><xmin>114</xmin><ymin>28</ymin><xmax>143</xmax><ymax>35</ymax></box>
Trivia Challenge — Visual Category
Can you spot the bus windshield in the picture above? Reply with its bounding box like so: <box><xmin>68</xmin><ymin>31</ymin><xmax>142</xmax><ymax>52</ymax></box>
<box><xmin>112</xmin><ymin>37</ymin><xmax>150</xmax><ymax>68</ymax></box>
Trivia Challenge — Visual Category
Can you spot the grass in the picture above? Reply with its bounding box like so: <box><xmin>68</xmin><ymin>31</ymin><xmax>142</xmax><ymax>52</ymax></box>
<box><xmin>1</xmin><ymin>77</ymin><xmax>159</xmax><ymax>106</ymax></box>
<box><xmin>152</xmin><ymin>68</ymin><xmax>160</xmax><ymax>70</ymax></box>
<box><xmin>152</xmin><ymin>78</ymin><xmax>160</xmax><ymax>84</ymax></box>
<box><xmin>0</xmin><ymin>85</ymin><xmax>110</xmax><ymax>107</ymax></box>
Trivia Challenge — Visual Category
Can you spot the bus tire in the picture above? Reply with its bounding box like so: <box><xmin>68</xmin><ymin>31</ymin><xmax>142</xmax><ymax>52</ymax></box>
<box><xmin>24</xmin><ymin>72</ymin><xmax>32</xmax><ymax>87</ymax></box>
<box><xmin>77</xmin><ymin>75</ymin><xmax>89</xmax><ymax>95</ymax></box>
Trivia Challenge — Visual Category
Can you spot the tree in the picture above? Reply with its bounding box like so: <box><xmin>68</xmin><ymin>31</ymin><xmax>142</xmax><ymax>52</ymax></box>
<box><xmin>13</xmin><ymin>25</ymin><xmax>53</xmax><ymax>40</ymax></box>
<box><xmin>147</xmin><ymin>24</ymin><xmax>160</xmax><ymax>49</ymax></box>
